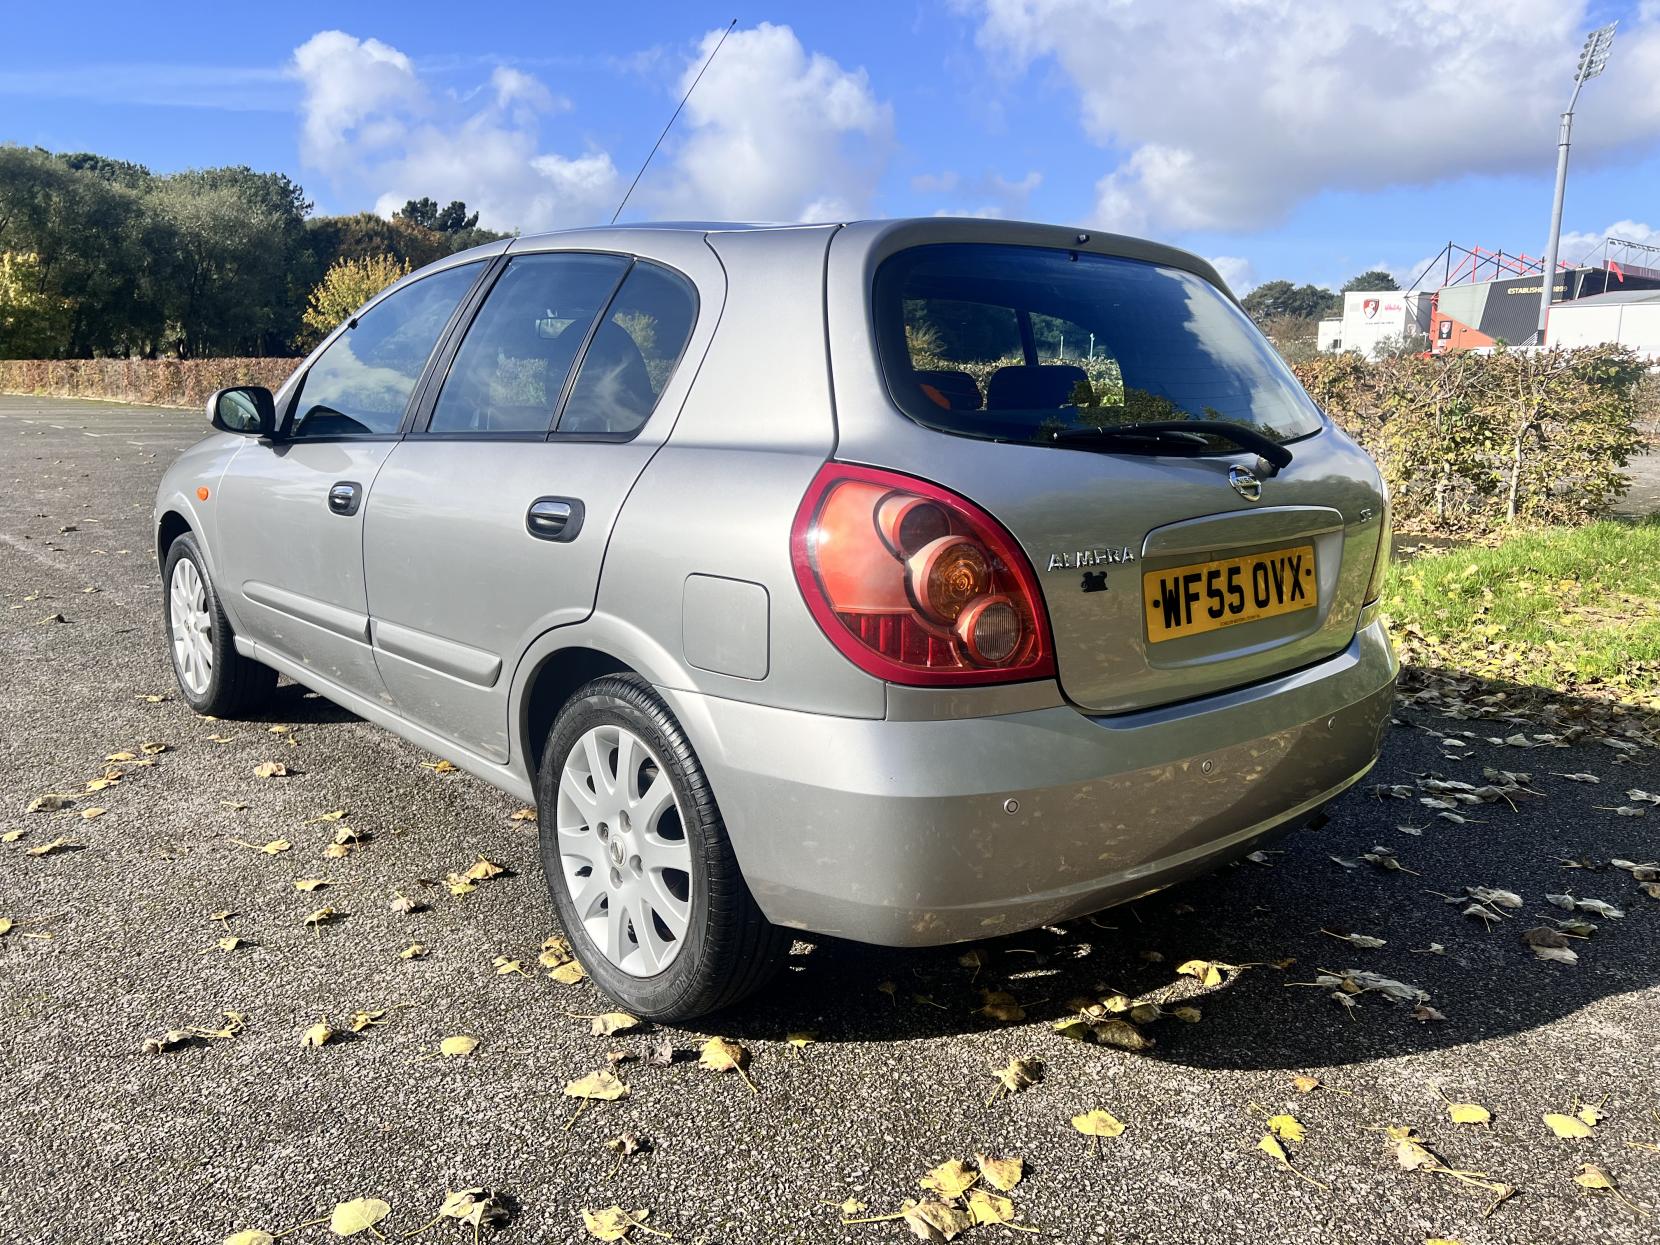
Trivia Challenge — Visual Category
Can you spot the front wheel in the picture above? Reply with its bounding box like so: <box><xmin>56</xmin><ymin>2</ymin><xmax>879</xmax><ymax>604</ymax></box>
<box><xmin>162</xmin><ymin>533</ymin><xmax>276</xmax><ymax>716</ymax></box>
<box><xmin>536</xmin><ymin>675</ymin><xmax>788</xmax><ymax>1020</ymax></box>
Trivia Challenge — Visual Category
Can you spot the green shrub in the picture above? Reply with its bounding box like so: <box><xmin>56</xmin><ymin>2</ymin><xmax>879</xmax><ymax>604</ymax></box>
<box><xmin>1293</xmin><ymin>345</ymin><xmax>1648</xmax><ymax>532</ymax></box>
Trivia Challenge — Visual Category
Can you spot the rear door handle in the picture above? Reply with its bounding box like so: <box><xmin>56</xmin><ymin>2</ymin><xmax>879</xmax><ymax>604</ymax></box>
<box><xmin>526</xmin><ymin>497</ymin><xmax>584</xmax><ymax>542</ymax></box>
<box><xmin>328</xmin><ymin>481</ymin><xmax>362</xmax><ymax>516</ymax></box>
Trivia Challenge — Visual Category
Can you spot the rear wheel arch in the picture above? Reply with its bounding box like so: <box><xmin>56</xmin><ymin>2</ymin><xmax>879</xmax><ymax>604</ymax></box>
<box><xmin>535</xmin><ymin>671</ymin><xmax>789</xmax><ymax>1017</ymax></box>
<box><xmin>520</xmin><ymin>646</ymin><xmax>634</xmax><ymax>776</ymax></box>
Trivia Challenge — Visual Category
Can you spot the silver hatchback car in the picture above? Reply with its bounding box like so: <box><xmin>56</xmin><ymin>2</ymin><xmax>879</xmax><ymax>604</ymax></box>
<box><xmin>155</xmin><ymin>218</ymin><xmax>1396</xmax><ymax>1019</ymax></box>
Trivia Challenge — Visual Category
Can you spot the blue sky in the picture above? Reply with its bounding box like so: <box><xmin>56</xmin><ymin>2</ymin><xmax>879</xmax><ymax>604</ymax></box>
<box><xmin>4</xmin><ymin>0</ymin><xmax>1658</xmax><ymax>293</ymax></box>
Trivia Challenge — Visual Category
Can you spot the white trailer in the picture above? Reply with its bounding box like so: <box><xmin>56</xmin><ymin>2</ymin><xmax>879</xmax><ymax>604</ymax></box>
<box><xmin>1338</xmin><ymin>291</ymin><xmax>1433</xmax><ymax>360</ymax></box>
<box><xmin>1545</xmin><ymin>288</ymin><xmax>1660</xmax><ymax>360</ymax></box>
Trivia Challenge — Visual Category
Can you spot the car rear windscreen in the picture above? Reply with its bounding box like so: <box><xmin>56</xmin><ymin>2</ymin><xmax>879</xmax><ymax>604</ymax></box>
<box><xmin>872</xmin><ymin>243</ymin><xmax>1326</xmax><ymax>450</ymax></box>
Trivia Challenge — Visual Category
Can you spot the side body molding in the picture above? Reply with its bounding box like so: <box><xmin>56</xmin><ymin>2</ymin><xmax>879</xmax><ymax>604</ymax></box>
<box><xmin>373</xmin><ymin>618</ymin><xmax>503</xmax><ymax>688</ymax></box>
<box><xmin>243</xmin><ymin>580</ymin><xmax>371</xmax><ymax>643</ymax></box>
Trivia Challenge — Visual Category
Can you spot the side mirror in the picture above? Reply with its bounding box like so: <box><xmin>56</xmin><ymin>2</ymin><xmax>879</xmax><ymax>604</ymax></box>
<box><xmin>209</xmin><ymin>386</ymin><xmax>277</xmax><ymax>438</ymax></box>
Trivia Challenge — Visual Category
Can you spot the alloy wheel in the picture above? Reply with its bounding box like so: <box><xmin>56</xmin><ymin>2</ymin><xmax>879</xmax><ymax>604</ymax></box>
<box><xmin>169</xmin><ymin>557</ymin><xmax>213</xmax><ymax>696</ymax></box>
<box><xmin>555</xmin><ymin>723</ymin><xmax>694</xmax><ymax>976</ymax></box>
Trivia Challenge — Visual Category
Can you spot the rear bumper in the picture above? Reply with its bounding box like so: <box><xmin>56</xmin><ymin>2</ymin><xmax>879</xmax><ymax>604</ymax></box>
<box><xmin>666</xmin><ymin>620</ymin><xmax>1397</xmax><ymax>947</ymax></box>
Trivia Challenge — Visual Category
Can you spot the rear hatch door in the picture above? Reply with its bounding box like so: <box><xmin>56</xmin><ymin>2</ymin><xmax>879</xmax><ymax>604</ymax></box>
<box><xmin>824</xmin><ymin>223</ymin><xmax>1386</xmax><ymax>713</ymax></box>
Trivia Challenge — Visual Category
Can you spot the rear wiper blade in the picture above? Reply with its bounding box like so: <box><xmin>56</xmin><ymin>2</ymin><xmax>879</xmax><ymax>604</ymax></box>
<box><xmin>1051</xmin><ymin>419</ymin><xmax>1294</xmax><ymax>469</ymax></box>
<box><xmin>1048</xmin><ymin>424</ymin><xmax>1209</xmax><ymax>454</ymax></box>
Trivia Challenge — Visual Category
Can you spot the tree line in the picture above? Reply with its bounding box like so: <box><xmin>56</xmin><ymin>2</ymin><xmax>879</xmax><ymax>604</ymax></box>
<box><xmin>0</xmin><ymin>142</ymin><xmax>1410</xmax><ymax>361</ymax></box>
<box><xmin>0</xmin><ymin>146</ymin><xmax>502</xmax><ymax>359</ymax></box>
<box><xmin>1240</xmin><ymin>268</ymin><xmax>1399</xmax><ymax>323</ymax></box>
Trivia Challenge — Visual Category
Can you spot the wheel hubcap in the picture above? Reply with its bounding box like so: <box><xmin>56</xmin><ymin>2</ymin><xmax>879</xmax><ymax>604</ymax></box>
<box><xmin>168</xmin><ymin>558</ymin><xmax>213</xmax><ymax>697</ymax></box>
<box><xmin>556</xmin><ymin>724</ymin><xmax>693</xmax><ymax>977</ymax></box>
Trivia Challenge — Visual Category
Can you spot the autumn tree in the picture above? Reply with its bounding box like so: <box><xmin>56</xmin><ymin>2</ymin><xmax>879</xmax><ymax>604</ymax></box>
<box><xmin>0</xmin><ymin>251</ymin><xmax>73</xmax><ymax>357</ymax></box>
<box><xmin>299</xmin><ymin>254</ymin><xmax>411</xmax><ymax>348</ymax></box>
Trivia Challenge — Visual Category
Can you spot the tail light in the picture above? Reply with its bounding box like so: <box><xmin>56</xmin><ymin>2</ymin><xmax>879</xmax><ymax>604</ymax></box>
<box><xmin>791</xmin><ymin>462</ymin><xmax>1055</xmax><ymax>686</ymax></box>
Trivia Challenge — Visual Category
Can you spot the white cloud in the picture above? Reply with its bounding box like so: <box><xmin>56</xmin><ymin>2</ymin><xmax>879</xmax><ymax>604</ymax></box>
<box><xmin>291</xmin><ymin>30</ymin><xmax>618</xmax><ymax>232</ymax></box>
<box><xmin>1206</xmin><ymin>255</ymin><xmax>1254</xmax><ymax>295</ymax></box>
<box><xmin>292</xmin><ymin>32</ymin><xmax>423</xmax><ymax>173</ymax></box>
<box><xmin>1384</xmin><ymin>254</ymin><xmax>1444</xmax><ymax>291</ymax></box>
<box><xmin>1558</xmin><ymin>218</ymin><xmax>1660</xmax><ymax>264</ymax></box>
<box><xmin>290</xmin><ymin>24</ymin><xmax>891</xmax><ymax>232</ymax></box>
<box><xmin>489</xmin><ymin>66</ymin><xmax>566</xmax><ymax>120</ymax></box>
<box><xmin>960</xmin><ymin>1</ymin><xmax>1660</xmax><ymax>234</ymax></box>
<box><xmin>656</xmin><ymin>22</ymin><xmax>892</xmax><ymax>221</ymax></box>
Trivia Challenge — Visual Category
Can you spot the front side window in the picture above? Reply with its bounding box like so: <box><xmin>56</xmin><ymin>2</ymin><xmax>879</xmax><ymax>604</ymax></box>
<box><xmin>289</xmin><ymin>263</ymin><xmax>481</xmax><ymax>438</ymax></box>
<box><xmin>427</xmin><ymin>253</ymin><xmax>630</xmax><ymax>435</ymax></box>
<box><xmin>874</xmin><ymin>244</ymin><xmax>1325</xmax><ymax>450</ymax></box>
<box><xmin>557</xmin><ymin>262</ymin><xmax>698</xmax><ymax>437</ymax></box>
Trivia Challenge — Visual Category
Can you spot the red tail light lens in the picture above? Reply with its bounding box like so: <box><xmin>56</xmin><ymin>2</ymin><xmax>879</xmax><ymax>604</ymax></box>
<box><xmin>791</xmin><ymin>463</ymin><xmax>1055</xmax><ymax>686</ymax></box>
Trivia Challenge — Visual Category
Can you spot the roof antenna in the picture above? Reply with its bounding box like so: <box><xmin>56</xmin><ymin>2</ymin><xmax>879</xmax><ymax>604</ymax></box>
<box><xmin>610</xmin><ymin>17</ymin><xmax>737</xmax><ymax>225</ymax></box>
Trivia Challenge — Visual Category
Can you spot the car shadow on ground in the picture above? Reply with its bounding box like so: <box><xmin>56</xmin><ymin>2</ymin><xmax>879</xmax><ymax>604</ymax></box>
<box><xmin>706</xmin><ymin>663</ymin><xmax>1659</xmax><ymax>1071</ymax></box>
<box><xmin>259</xmin><ymin>681</ymin><xmax>363</xmax><ymax>726</ymax></box>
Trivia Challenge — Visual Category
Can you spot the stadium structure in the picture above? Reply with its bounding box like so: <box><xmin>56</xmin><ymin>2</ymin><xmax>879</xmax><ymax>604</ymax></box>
<box><xmin>1317</xmin><ymin>236</ymin><xmax>1660</xmax><ymax>360</ymax></box>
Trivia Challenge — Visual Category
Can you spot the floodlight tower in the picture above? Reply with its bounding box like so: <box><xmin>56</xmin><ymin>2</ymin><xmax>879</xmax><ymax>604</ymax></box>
<box><xmin>1536</xmin><ymin>21</ymin><xmax>1617</xmax><ymax>343</ymax></box>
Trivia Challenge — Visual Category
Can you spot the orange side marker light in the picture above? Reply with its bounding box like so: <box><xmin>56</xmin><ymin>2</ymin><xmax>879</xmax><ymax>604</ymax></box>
<box><xmin>196</xmin><ymin>487</ymin><xmax>210</xmax><ymax>501</ymax></box>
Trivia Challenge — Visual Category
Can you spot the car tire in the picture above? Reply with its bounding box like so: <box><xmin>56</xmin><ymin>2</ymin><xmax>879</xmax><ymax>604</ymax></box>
<box><xmin>537</xmin><ymin>674</ymin><xmax>788</xmax><ymax>1020</ymax></box>
<box><xmin>162</xmin><ymin>532</ymin><xmax>277</xmax><ymax>717</ymax></box>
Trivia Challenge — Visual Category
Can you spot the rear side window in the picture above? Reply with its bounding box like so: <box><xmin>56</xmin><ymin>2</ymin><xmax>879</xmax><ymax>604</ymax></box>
<box><xmin>558</xmin><ymin>262</ymin><xmax>698</xmax><ymax>437</ymax></box>
<box><xmin>427</xmin><ymin>253</ymin><xmax>630</xmax><ymax>435</ymax></box>
<box><xmin>873</xmin><ymin>244</ymin><xmax>1324</xmax><ymax>449</ymax></box>
<box><xmin>289</xmin><ymin>262</ymin><xmax>481</xmax><ymax>438</ymax></box>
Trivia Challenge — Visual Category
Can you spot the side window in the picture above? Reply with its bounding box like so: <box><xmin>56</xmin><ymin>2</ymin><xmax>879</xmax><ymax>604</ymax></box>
<box><xmin>558</xmin><ymin>262</ymin><xmax>698</xmax><ymax>437</ymax></box>
<box><xmin>289</xmin><ymin>263</ymin><xmax>481</xmax><ymax>438</ymax></box>
<box><xmin>427</xmin><ymin>253</ymin><xmax>630</xmax><ymax>435</ymax></box>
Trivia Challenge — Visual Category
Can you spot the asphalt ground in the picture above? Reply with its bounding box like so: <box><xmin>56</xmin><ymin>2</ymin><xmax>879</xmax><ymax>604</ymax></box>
<box><xmin>1617</xmin><ymin>450</ymin><xmax>1660</xmax><ymax>520</ymax></box>
<box><xmin>2</xmin><ymin>394</ymin><xmax>1657</xmax><ymax>1245</ymax></box>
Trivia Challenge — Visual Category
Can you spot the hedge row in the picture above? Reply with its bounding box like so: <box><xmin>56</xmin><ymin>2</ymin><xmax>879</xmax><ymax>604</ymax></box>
<box><xmin>1292</xmin><ymin>346</ymin><xmax>1649</xmax><ymax>532</ymax></box>
<box><xmin>0</xmin><ymin>357</ymin><xmax>300</xmax><ymax>410</ymax></box>
<box><xmin>0</xmin><ymin>346</ymin><xmax>1647</xmax><ymax>534</ymax></box>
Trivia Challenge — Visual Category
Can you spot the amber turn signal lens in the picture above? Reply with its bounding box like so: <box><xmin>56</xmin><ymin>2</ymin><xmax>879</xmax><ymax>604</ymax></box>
<box><xmin>907</xmin><ymin>537</ymin><xmax>989</xmax><ymax>624</ymax></box>
<box><xmin>196</xmin><ymin>487</ymin><xmax>210</xmax><ymax>501</ymax></box>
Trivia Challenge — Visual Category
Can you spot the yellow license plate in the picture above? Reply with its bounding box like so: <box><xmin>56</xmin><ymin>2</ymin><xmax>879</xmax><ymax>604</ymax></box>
<box><xmin>1144</xmin><ymin>544</ymin><xmax>1317</xmax><ymax>643</ymax></box>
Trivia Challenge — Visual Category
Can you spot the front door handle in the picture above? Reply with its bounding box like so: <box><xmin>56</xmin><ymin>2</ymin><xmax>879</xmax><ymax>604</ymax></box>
<box><xmin>327</xmin><ymin>481</ymin><xmax>362</xmax><ymax>516</ymax></box>
<box><xmin>527</xmin><ymin>497</ymin><xmax>584</xmax><ymax>542</ymax></box>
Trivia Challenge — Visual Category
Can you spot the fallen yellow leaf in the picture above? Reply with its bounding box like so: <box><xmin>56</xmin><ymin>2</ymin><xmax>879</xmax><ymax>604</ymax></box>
<box><xmin>1448</xmin><ymin>1102</ymin><xmax>1492</xmax><ymax>1127</ymax></box>
<box><xmin>328</xmin><ymin>1198</ymin><xmax>391</xmax><ymax>1238</ymax></box>
<box><xmin>301</xmin><ymin>1020</ymin><xmax>334</xmax><ymax>1049</ymax></box>
<box><xmin>1545</xmin><ymin>1112</ymin><xmax>1594</xmax><ymax>1139</ymax></box>
<box><xmin>1071</xmin><ymin>1108</ymin><xmax>1126</xmax><ymax>1139</ymax></box>
<box><xmin>698</xmin><ymin>1037</ymin><xmax>758</xmax><ymax>1092</ymax></box>
<box><xmin>1266</xmin><ymin>1114</ymin><xmax>1305</xmax><ymax>1144</ymax></box>
<box><xmin>918</xmin><ymin>1159</ymin><xmax>978</xmax><ymax>1199</ymax></box>
<box><xmin>975</xmin><ymin>1154</ymin><xmax>1023</xmax><ymax>1192</ymax></box>
<box><xmin>565</xmin><ymin>1071</ymin><xmax>629</xmax><ymax>1101</ymax></box>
